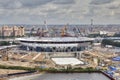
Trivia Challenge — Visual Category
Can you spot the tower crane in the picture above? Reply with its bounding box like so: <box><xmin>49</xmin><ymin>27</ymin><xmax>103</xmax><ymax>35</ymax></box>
<box><xmin>61</xmin><ymin>25</ymin><xmax>68</xmax><ymax>37</ymax></box>
<box><xmin>36</xmin><ymin>28</ymin><xmax>40</xmax><ymax>36</ymax></box>
<box><xmin>29</xmin><ymin>27</ymin><xmax>34</xmax><ymax>37</ymax></box>
<box><xmin>73</xmin><ymin>27</ymin><xmax>78</xmax><ymax>37</ymax></box>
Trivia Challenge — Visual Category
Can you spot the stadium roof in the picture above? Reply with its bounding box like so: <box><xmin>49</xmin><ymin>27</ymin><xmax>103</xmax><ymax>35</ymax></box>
<box><xmin>16</xmin><ymin>37</ymin><xmax>94</xmax><ymax>42</ymax></box>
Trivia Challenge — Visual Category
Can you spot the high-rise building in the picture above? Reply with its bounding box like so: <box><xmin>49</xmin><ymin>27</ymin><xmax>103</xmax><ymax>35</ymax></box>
<box><xmin>1</xmin><ymin>26</ymin><xmax>24</xmax><ymax>37</ymax></box>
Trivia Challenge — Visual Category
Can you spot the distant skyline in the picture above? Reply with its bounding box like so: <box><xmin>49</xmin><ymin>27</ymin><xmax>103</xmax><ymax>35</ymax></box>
<box><xmin>0</xmin><ymin>0</ymin><xmax>120</xmax><ymax>24</ymax></box>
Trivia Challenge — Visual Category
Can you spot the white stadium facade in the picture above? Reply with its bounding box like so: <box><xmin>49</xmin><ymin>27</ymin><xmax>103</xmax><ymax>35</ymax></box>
<box><xmin>17</xmin><ymin>37</ymin><xmax>94</xmax><ymax>53</ymax></box>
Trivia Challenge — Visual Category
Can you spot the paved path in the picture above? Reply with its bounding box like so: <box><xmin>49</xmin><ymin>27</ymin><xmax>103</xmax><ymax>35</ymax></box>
<box><xmin>32</xmin><ymin>53</ymin><xmax>41</xmax><ymax>60</ymax></box>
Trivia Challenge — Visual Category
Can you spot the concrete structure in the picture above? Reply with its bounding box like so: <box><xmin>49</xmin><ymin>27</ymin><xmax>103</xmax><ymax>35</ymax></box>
<box><xmin>99</xmin><ymin>31</ymin><xmax>115</xmax><ymax>36</ymax></box>
<box><xmin>0</xmin><ymin>26</ymin><xmax>24</xmax><ymax>37</ymax></box>
<box><xmin>16</xmin><ymin>37</ymin><xmax>94</xmax><ymax>59</ymax></box>
<box><xmin>52</xmin><ymin>58</ymin><xmax>84</xmax><ymax>66</ymax></box>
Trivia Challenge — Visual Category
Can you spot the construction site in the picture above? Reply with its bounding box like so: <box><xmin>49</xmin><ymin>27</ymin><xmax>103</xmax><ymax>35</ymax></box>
<box><xmin>0</xmin><ymin>25</ymin><xmax>119</xmax><ymax>79</ymax></box>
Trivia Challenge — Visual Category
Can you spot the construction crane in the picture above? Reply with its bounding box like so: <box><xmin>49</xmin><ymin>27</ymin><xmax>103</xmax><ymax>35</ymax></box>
<box><xmin>73</xmin><ymin>26</ymin><xmax>84</xmax><ymax>37</ymax></box>
<box><xmin>77</xmin><ymin>27</ymin><xmax>83</xmax><ymax>37</ymax></box>
<box><xmin>36</xmin><ymin>28</ymin><xmax>40</xmax><ymax>36</ymax></box>
<box><xmin>39</xmin><ymin>27</ymin><xmax>48</xmax><ymax>37</ymax></box>
<box><xmin>61</xmin><ymin>25</ymin><xmax>68</xmax><ymax>37</ymax></box>
<box><xmin>90</xmin><ymin>19</ymin><xmax>93</xmax><ymax>32</ymax></box>
<box><xmin>40</xmin><ymin>28</ymin><xmax>44</xmax><ymax>37</ymax></box>
<box><xmin>29</xmin><ymin>27</ymin><xmax>34</xmax><ymax>37</ymax></box>
<box><xmin>49</xmin><ymin>27</ymin><xmax>57</xmax><ymax>37</ymax></box>
<box><xmin>77</xmin><ymin>27</ymin><xmax>80</xmax><ymax>35</ymax></box>
<box><xmin>73</xmin><ymin>27</ymin><xmax>78</xmax><ymax>37</ymax></box>
<box><xmin>44</xmin><ymin>21</ymin><xmax>48</xmax><ymax>32</ymax></box>
<box><xmin>44</xmin><ymin>21</ymin><xmax>49</xmax><ymax>37</ymax></box>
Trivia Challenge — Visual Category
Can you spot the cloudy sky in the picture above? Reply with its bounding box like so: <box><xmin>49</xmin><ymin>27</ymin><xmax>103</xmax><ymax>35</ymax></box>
<box><xmin>0</xmin><ymin>0</ymin><xmax>120</xmax><ymax>24</ymax></box>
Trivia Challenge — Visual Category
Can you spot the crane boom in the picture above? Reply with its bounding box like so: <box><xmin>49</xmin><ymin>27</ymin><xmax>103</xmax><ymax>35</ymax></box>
<box><xmin>29</xmin><ymin>27</ymin><xmax>34</xmax><ymax>37</ymax></box>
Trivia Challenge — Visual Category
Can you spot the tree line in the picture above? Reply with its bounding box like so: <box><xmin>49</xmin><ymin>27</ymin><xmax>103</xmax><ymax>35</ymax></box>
<box><xmin>102</xmin><ymin>39</ymin><xmax>120</xmax><ymax>47</ymax></box>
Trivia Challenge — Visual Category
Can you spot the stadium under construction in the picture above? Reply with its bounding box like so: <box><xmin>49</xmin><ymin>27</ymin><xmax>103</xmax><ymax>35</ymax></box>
<box><xmin>16</xmin><ymin>25</ymin><xmax>94</xmax><ymax>66</ymax></box>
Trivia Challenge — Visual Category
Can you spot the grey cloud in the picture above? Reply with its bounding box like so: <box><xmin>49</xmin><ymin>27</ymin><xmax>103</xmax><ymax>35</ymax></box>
<box><xmin>0</xmin><ymin>0</ymin><xmax>119</xmax><ymax>24</ymax></box>
<box><xmin>0</xmin><ymin>0</ymin><xmax>53</xmax><ymax>9</ymax></box>
<box><xmin>19</xmin><ymin>0</ymin><xmax>53</xmax><ymax>8</ymax></box>
<box><xmin>104</xmin><ymin>11</ymin><xmax>120</xmax><ymax>19</ymax></box>
<box><xmin>41</xmin><ymin>9</ymin><xmax>57</xmax><ymax>14</ymax></box>
<box><xmin>90</xmin><ymin>0</ymin><xmax>113</xmax><ymax>5</ymax></box>
<box><xmin>53</xmin><ymin>0</ymin><xmax>75</xmax><ymax>4</ymax></box>
<box><xmin>107</xmin><ymin>5</ymin><xmax>120</xmax><ymax>9</ymax></box>
<box><xmin>0</xmin><ymin>0</ymin><xmax>74</xmax><ymax>9</ymax></box>
<box><xmin>0</xmin><ymin>0</ymin><xmax>18</xmax><ymax>9</ymax></box>
<box><xmin>84</xmin><ymin>6</ymin><xmax>97</xmax><ymax>17</ymax></box>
